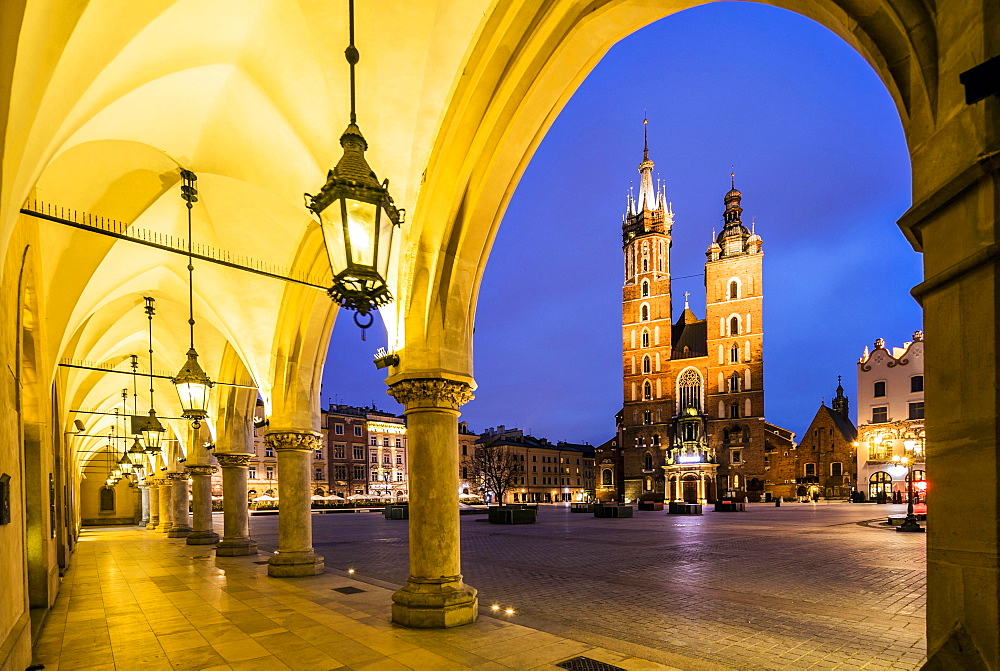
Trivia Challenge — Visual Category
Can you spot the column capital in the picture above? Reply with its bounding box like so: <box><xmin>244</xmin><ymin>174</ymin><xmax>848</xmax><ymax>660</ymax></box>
<box><xmin>264</xmin><ymin>429</ymin><xmax>322</xmax><ymax>452</ymax></box>
<box><xmin>388</xmin><ymin>378</ymin><xmax>475</xmax><ymax>410</ymax></box>
<box><xmin>185</xmin><ymin>464</ymin><xmax>217</xmax><ymax>477</ymax></box>
<box><xmin>215</xmin><ymin>452</ymin><xmax>254</xmax><ymax>468</ymax></box>
<box><xmin>166</xmin><ymin>471</ymin><xmax>190</xmax><ymax>482</ymax></box>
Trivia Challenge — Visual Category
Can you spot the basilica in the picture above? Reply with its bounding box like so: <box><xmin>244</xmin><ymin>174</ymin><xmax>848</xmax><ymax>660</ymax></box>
<box><xmin>597</xmin><ymin>125</ymin><xmax>789</xmax><ymax>504</ymax></box>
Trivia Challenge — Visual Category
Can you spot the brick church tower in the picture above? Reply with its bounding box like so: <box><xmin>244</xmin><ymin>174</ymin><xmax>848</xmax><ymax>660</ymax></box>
<box><xmin>608</xmin><ymin>123</ymin><xmax>772</xmax><ymax>504</ymax></box>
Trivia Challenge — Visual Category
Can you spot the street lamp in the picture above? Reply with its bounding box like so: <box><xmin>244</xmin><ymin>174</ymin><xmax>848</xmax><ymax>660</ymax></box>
<box><xmin>305</xmin><ymin>0</ymin><xmax>403</xmax><ymax>336</ymax></box>
<box><xmin>892</xmin><ymin>454</ymin><xmax>925</xmax><ymax>533</ymax></box>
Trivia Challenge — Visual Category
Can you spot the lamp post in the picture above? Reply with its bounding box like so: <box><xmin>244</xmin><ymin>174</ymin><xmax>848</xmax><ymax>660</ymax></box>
<box><xmin>892</xmin><ymin>453</ymin><xmax>925</xmax><ymax>533</ymax></box>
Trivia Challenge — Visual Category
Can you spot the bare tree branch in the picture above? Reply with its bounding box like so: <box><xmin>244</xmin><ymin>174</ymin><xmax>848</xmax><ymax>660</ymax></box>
<box><xmin>470</xmin><ymin>444</ymin><xmax>520</xmax><ymax>504</ymax></box>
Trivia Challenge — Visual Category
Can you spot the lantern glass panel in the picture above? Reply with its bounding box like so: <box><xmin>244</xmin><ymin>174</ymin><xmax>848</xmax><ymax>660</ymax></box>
<box><xmin>344</xmin><ymin>199</ymin><xmax>377</xmax><ymax>269</ymax></box>
<box><xmin>142</xmin><ymin>427</ymin><xmax>163</xmax><ymax>452</ymax></box>
<box><xmin>319</xmin><ymin>201</ymin><xmax>348</xmax><ymax>275</ymax></box>
<box><xmin>175</xmin><ymin>381</ymin><xmax>211</xmax><ymax>418</ymax></box>
<box><xmin>376</xmin><ymin>204</ymin><xmax>396</xmax><ymax>281</ymax></box>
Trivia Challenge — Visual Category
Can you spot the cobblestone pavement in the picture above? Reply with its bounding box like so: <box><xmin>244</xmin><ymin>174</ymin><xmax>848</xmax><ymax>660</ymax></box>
<box><xmin>249</xmin><ymin>502</ymin><xmax>926</xmax><ymax>671</ymax></box>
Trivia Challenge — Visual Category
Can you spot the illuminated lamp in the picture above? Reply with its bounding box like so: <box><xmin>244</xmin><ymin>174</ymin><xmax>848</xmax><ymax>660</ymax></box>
<box><xmin>305</xmin><ymin>0</ymin><xmax>403</xmax><ymax>337</ymax></box>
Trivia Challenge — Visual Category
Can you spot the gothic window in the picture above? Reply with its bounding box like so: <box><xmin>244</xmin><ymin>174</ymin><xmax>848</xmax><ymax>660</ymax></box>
<box><xmin>804</xmin><ymin>463</ymin><xmax>816</xmax><ymax>476</ymax></box>
<box><xmin>643</xmin><ymin>410</ymin><xmax>651</xmax><ymax>424</ymax></box>
<box><xmin>643</xmin><ymin>382</ymin><xmax>652</xmax><ymax>400</ymax></box>
<box><xmin>684</xmin><ymin>423</ymin><xmax>696</xmax><ymax>441</ymax></box>
<box><xmin>642</xmin><ymin>281</ymin><xmax>649</xmax><ymax>297</ymax></box>
<box><xmin>730</xmin><ymin>280</ymin><xmax>739</xmax><ymax>299</ymax></box>
<box><xmin>644</xmin><ymin>452</ymin><xmax>653</xmax><ymax>471</ymax></box>
<box><xmin>641</xmin><ymin>304</ymin><xmax>649</xmax><ymax>321</ymax></box>
<box><xmin>642</xmin><ymin>259</ymin><xmax>648</xmax><ymax>271</ymax></box>
<box><xmin>652</xmin><ymin>434</ymin><xmax>660</xmax><ymax>446</ymax></box>
<box><xmin>723</xmin><ymin>428</ymin><xmax>730</xmax><ymax>443</ymax></box>
<box><xmin>742</xmin><ymin>426</ymin><xmax>750</xmax><ymax>443</ymax></box>
<box><xmin>643</xmin><ymin>356</ymin><xmax>651</xmax><ymax>374</ymax></box>
<box><xmin>730</xmin><ymin>316</ymin><xmax>740</xmax><ymax>335</ymax></box>
<box><xmin>677</xmin><ymin>368</ymin><xmax>703</xmax><ymax>412</ymax></box>
<box><xmin>729</xmin><ymin>372</ymin><xmax>741</xmax><ymax>392</ymax></box>
<box><xmin>730</xmin><ymin>344</ymin><xmax>740</xmax><ymax>363</ymax></box>
<box><xmin>602</xmin><ymin>469</ymin><xmax>613</xmax><ymax>486</ymax></box>
<box><xmin>730</xmin><ymin>402</ymin><xmax>740</xmax><ymax>419</ymax></box>
<box><xmin>641</xmin><ymin>330</ymin><xmax>650</xmax><ymax>347</ymax></box>
<box><xmin>731</xmin><ymin>450</ymin><xmax>742</xmax><ymax>464</ymax></box>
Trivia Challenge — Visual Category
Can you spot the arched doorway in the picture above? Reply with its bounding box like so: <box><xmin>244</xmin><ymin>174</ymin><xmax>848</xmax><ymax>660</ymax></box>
<box><xmin>682</xmin><ymin>475</ymin><xmax>699</xmax><ymax>504</ymax></box>
<box><xmin>869</xmin><ymin>472</ymin><xmax>893</xmax><ymax>499</ymax></box>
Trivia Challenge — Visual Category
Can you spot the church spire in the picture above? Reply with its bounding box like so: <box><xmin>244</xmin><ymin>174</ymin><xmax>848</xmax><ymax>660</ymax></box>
<box><xmin>832</xmin><ymin>376</ymin><xmax>850</xmax><ymax>420</ymax></box>
<box><xmin>636</xmin><ymin>116</ymin><xmax>658</xmax><ymax>211</ymax></box>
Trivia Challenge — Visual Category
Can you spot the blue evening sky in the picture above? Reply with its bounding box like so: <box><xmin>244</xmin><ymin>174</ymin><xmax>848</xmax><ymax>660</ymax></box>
<box><xmin>323</xmin><ymin>2</ymin><xmax>920</xmax><ymax>444</ymax></box>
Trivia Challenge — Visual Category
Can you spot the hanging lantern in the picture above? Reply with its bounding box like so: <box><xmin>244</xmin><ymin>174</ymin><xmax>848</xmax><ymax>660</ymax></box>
<box><xmin>117</xmin><ymin>451</ymin><xmax>133</xmax><ymax>474</ymax></box>
<box><xmin>128</xmin><ymin>436</ymin><xmax>145</xmax><ymax>465</ymax></box>
<box><xmin>134</xmin><ymin>410</ymin><xmax>165</xmax><ymax>454</ymax></box>
<box><xmin>171</xmin><ymin>170</ymin><xmax>214</xmax><ymax>427</ymax></box>
<box><xmin>172</xmin><ymin>348</ymin><xmax>213</xmax><ymax>427</ymax></box>
<box><xmin>304</xmin><ymin>0</ymin><xmax>402</xmax><ymax>332</ymax></box>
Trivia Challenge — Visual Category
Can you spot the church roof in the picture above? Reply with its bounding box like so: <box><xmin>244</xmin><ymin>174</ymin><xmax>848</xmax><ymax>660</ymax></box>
<box><xmin>817</xmin><ymin>404</ymin><xmax>858</xmax><ymax>442</ymax></box>
<box><xmin>671</xmin><ymin>315</ymin><xmax>707</xmax><ymax>358</ymax></box>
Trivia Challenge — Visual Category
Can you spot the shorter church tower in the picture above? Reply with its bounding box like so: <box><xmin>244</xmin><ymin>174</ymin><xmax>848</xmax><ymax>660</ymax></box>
<box><xmin>704</xmin><ymin>178</ymin><xmax>766</xmax><ymax>498</ymax></box>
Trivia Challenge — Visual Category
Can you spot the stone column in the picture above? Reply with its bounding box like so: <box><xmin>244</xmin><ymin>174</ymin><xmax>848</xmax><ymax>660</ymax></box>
<box><xmin>167</xmin><ymin>472</ymin><xmax>192</xmax><ymax>538</ymax></box>
<box><xmin>140</xmin><ymin>485</ymin><xmax>151</xmax><ymax>527</ymax></box>
<box><xmin>147</xmin><ymin>481</ymin><xmax>160</xmax><ymax>529</ymax></box>
<box><xmin>186</xmin><ymin>465</ymin><xmax>219</xmax><ymax>545</ymax></box>
<box><xmin>265</xmin><ymin>430</ymin><xmax>323</xmax><ymax>576</ymax></box>
<box><xmin>387</xmin><ymin>378</ymin><xmax>478</xmax><ymax>628</ymax></box>
<box><xmin>158</xmin><ymin>477</ymin><xmax>174</xmax><ymax>532</ymax></box>
<box><xmin>215</xmin><ymin>453</ymin><xmax>257</xmax><ymax>556</ymax></box>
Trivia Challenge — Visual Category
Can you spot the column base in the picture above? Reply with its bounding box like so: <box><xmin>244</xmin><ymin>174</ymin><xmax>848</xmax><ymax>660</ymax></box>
<box><xmin>391</xmin><ymin>576</ymin><xmax>478</xmax><ymax>629</ymax></box>
<box><xmin>186</xmin><ymin>530</ymin><xmax>220</xmax><ymax>545</ymax></box>
<box><xmin>146</xmin><ymin>520</ymin><xmax>159</xmax><ymax>529</ymax></box>
<box><xmin>267</xmin><ymin>551</ymin><xmax>324</xmax><ymax>577</ymax></box>
<box><xmin>216</xmin><ymin>539</ymin><xmax>258</xmax><ymax>556</ymax></box>
<box><xmin>167</xmin><ymin>525</ymin><xmax>192</xmax><ymax>538</ymax></box>
<box><xmin>158</xmin><ymin>523</ymin><xmax>173</xmax><ymax>533</ymax></box>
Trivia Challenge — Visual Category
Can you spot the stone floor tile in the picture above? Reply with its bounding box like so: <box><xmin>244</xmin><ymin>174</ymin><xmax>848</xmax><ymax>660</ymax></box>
<box><xmin>225</xmin><ymin>655</ymin><xmax>292</xmax><ymax>671</ymax></box>
<box><xmin>158</xmin><ymin>631</ymin><xmax>211</xmax><ymax>652</ymax></box>
<box><xmin>164</xmin><ymin>644</ymin><xmax>229</xmax><ymax>670</ymax></box>
<box><xmin>210</xmin><ymin>638</ymin><xmax>272</xmax><ymax>663</ymax></box>
<box><xmin>351</xmin><ymin>657</ymin><xmax>409</xmax><ymax>671</ymax></box>
<box><xmin>354</xmin><ymin>632</ymin><xmax>421</xmax><ymax>656</ymax></box>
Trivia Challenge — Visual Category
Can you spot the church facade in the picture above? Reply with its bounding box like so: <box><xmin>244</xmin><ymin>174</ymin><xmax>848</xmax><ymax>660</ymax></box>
<box><xmin>601</xmin><ymin>125</ymin><xmax>786</xmax><ymax>504</ymax></box>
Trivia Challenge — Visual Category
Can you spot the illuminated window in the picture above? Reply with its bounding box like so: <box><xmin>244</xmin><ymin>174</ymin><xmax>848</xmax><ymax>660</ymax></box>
<box><xmin>643</xmin><ymin>410</ymin><xmax>651</xmax><ymax>425</ymax></box>
<box><xmin>677</xmin><ymin>368</ymin><xmax>703</xmax><ymax>412</ymax></box>
<box><xmin>869</xmin><ymin>471</ymin><xmax>892</xmax><ymax>498</ymax></box>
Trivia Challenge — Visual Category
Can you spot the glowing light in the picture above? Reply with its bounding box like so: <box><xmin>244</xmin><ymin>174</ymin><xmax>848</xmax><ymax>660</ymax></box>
<box><xmin>504</xmin><ymin>608</ymin><xmax>515</xmax><ymax>615</ymax></box>
<box><xmin>348</xmin><ymin>568</ymin><xmax>355</xmax><ymax>574</ymax></box>
<box><xmin>490</xmin><ymin>604</ymin><xmax>500</xmax><ymax>611</ymax></box>
<box><xmin>678</xmin><ymin>455</ymin><xmax>701</xmax><ymax>464</ymax></box>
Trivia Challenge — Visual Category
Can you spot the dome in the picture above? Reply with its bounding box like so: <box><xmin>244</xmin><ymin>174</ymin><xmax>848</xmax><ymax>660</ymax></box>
<box><xmin>724</xmin><ymin>187</ymin><xmax>742</xmax><ymax>204</ymax></box>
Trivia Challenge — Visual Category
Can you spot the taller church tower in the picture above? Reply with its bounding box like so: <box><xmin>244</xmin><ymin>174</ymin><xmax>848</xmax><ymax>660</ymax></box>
<box><xmin>619</xmin><ymin>120</ymin><xmax>674</xmax><ymax>499</ymax></box>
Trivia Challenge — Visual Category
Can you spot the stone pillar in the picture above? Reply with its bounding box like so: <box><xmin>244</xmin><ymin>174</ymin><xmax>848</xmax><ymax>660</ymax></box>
<box><xmin>167</xmin><ymin>472</ymin><xmax>191</xmax><ymax>538</ymax></box>
<box><xmin>215</xmin><ymin>453</ymin><xmax>257</xmax><ymax>556</ymax></box>
<box><xmin>158</xmin><ymin>477</ymin><xmax>174</xmax><ymax>532</ymax></box>
<box><xmin>265</xmin><ymin>431</ymin><xmax>323</xmax><ymax>576</ymax></box>
<box><xmin>186</xmin><ymin>465</ymin><xmax>219</xmax><ymax>545</ymax></box>
<box><xmin>387</xmin><ymin>378</ymin><xmax>478</xmax><ymax>628</ymax></box>
<box><xmin>140</xmin><ymin>485</ymin><xmax>150</xmax><ymax>527</ymax></box>
<box><xmin>147</xmin><ymin>481</ymin><xmax>159</xmax><ymax>529</ymax></box>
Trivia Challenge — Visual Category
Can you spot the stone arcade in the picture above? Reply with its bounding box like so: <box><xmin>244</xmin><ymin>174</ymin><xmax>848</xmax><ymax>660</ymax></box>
<box><xmin>0</xmin><ymin>2</ymin><xmax>996</xmax><ymax>669</ymax></box>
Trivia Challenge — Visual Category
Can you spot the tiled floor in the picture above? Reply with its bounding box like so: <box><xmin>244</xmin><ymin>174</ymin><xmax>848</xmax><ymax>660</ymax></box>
<box><xmin>32</xmin><ymin>526</ymin><xmax>682</xmax><ymax>671</ymax></box>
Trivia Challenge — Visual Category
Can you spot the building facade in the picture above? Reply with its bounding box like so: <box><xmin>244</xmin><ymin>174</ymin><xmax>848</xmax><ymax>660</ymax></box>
<box><xmin>855</xmin><ymin>334</ymin><xmax>926</xmax><ymax>500</ymax></box>
<box><xmin>767</xmin><ymin>381</ymin><xmax>857</xmax><ymax>500</ymax></box>
<box><xmin>366</xmin><ymin>411</ymin><xmax>408</xmax><ymax>499</ymax></box>
<box><xmin>474</xmin><ymin>426</ymin><xmax>596</xmax><ymax>503</ymax></box>
<box><xmin>324</xmin><ymin>404</ymin><xmax>372</xmax><ymax>498</ymax></box>
<box><xmin>608</xmin><ymin>126</ymin><xmax>784</xmax><ymax>503</ymax></box>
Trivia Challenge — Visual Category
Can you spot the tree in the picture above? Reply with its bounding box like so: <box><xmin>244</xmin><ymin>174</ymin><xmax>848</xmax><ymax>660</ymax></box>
<box><xmin>470</xmin><ymin>444</ymin><xmax>520</xmax><ymax>504</ymax></box>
